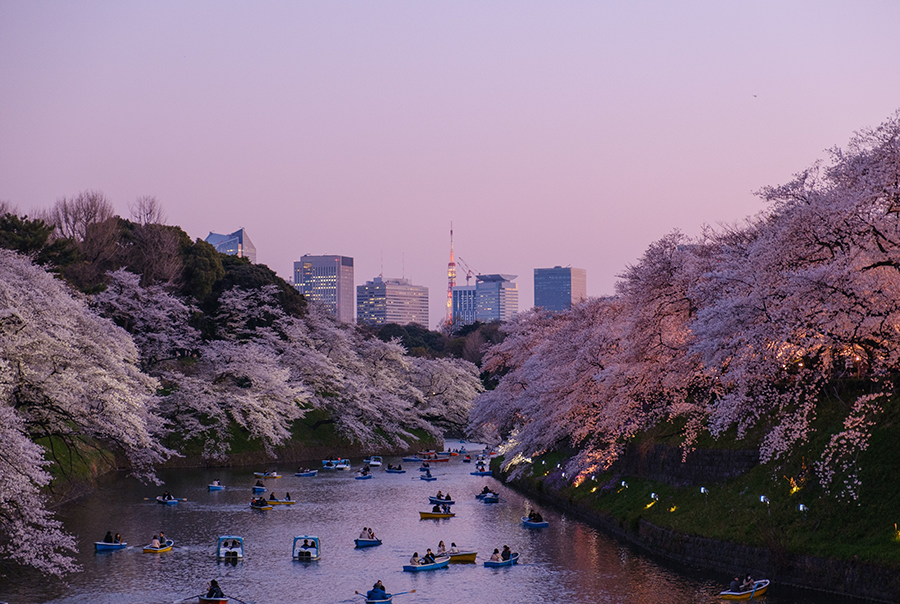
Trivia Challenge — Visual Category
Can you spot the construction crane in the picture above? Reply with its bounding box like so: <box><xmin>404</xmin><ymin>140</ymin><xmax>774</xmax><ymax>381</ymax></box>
<box><xmin>457</xmin><ymin>256</ymin><xmax>479</xmax><ymax>286</ymax></box>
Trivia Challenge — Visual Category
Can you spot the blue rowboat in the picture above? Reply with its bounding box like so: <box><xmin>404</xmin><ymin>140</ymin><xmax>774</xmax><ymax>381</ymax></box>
<box><xmin>521</xmin><ymin>516</ymin><xmax>549</xmax><ymax>528</ymax></box>
<box><xmin>156</xmin><ymin>496</ymin><xmax>178</xmax><ymax>505</ymax></box>
<box><xmin>385</xmin><ymin>468</ymin><xmax>406</xmax><ymax>474</ymax></box>
<box><xmin>484</xmin><ymin>552</ymin><xmax>519</xmax><ymax>567</ymax></box>
<box><xmin>428</xmin><ymin>496</ymin><xmax>455</xmax><ymax>505</ymax></box>
<box><xmin>403</xmin><ymin>555</ymin><xmax>450</xmax><ymax>571</ymax></box>
<box><xmin>252</xmin><ymin>485</ymin><xmax>266</xmax><ymax>492</ymax></box>
<box><xmin>418</xmin><ymin>466</ymin><xmax>431</xmax><ymax>472</ymax></box>
<box><xmin>401</xmin><ymin>456</ymin><xmax>422</xmax><ymax>462</ymax></box>
<box><xmin>482</xmin><ymin>495</ymin><xmax>499</xmax><ymax>503</ymax></box>
<box><xmin>470</xmin><ymin>471</ymin><xmax>492</xmax><ymax>476</ymax></box>
<box><xmin>354</xmin><ymin>537</ymin><xmax>382</xmax><ymax>548</ymax></box>
<box><xmin>94</xmin><ymin>541</ymin><xmax>127</xmax><ymax>551</ymax></box>
<box><xmin>355</xmin><ymin>473</ymin><xmax>373</xmax><ymax>480</ymax></box>
<box><xmin>208</xmin><ymin>484</ymin><xmax>225</xmax><ymax>491</ymax></box>
<box><xmin>420</xmin><ymin>475</ymin><xmax>437</xmax><ymax>481</ymax></box>
<box><xmin>294</xmin><ymin>470</ymin><xmax>318</xmax><ymax>477</ymax></box>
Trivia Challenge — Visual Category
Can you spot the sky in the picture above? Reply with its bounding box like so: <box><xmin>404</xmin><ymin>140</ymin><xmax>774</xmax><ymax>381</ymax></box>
<box><xmin>2</xmin><ymin>1</ymin><xmax>900</xmax><ymax>328</ymax></box>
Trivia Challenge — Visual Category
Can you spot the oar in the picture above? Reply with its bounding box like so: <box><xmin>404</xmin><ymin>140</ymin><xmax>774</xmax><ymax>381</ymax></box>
<box><xmin>142</xmin><ymin>497</ymin><xmax>188</xmax><ymax>501</ymax></box>
<box><xmin>225</xmin><ymin>595</ymin><xmax>251</xmax><ymax>604</ymax></box>
<box><xmin>391</xmin><ymin>590</ymin><xmax>416</xmax><ymax>597</ymax></box>
<box><xmin>172</xmin><ymin>593</ymin><xmax>203</xmax><ymax>603</ymax></box>
<box><xmin>749</xmin><ymin>582</ymin><xmax>759</xmax><ymax>600</ymax></box>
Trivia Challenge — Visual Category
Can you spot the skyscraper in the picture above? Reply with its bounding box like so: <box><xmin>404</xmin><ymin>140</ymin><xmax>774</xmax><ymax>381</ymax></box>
<box><xmin>452</xmin><ymin>274</ymin><xmax>518</xmax><ymax>327</ymax></box>
<box><xmin>293</xmin><ymin>255</ymin><xmax>355</xmax><ymax>322</ymax></box>
<box><xmin>205</xmin><ymin>228</ymin><xmax>257</xmax><ymax>263</ymax></box>
<box><xmin>534</xmin><ymin>266</ymin><xmax>587</xmax><ymax>311</ymax></box>
<box><xmin>357</xmin><ymin>276</ymin><xmax>429</xmax><ymax>326</ymax></box>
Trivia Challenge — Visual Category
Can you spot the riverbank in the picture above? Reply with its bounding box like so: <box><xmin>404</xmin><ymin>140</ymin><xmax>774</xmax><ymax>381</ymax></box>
<box><xmin>494</xmin><ymin>452</ymin><xmax>900</xmax><ymax>603</ymax></box>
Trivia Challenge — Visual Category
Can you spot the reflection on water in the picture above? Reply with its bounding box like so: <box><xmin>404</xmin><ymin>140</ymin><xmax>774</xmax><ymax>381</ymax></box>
<box><xmin>1</xmin><ymin>443</ymin><xmax>841</xmax><ymax>603</ymax></box>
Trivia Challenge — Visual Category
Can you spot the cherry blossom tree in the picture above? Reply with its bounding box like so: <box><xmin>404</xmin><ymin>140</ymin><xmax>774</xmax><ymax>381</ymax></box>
<box><xmin>0</xmin><ymin>250</ymin><xmax>169</xmax><ymax>574</ymax></box>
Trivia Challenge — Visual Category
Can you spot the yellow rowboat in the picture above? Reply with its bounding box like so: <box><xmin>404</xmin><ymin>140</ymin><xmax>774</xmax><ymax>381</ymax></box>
<box><xmin>447</xmin><ymin>550</ymin><xmax>477</xmax><ymax>563</ymax></box>
<box><xmin>268</xmin><ymin>499</ymin><xmax>296</xmax><ymax>505</ymax></box>
<box><xmin>143</xmin><ymin>539</ymin><xmax>174</xmax><ymax>553</ymax></box>
<box><xmin>419</xmin><ymin>511</ymin><xmax>455</xmax><ymax>519</ymax></box>
<box><xmin>719</xmin><ymin>579</ymin><xmax>770</xmax><ymax>600</ymax></box>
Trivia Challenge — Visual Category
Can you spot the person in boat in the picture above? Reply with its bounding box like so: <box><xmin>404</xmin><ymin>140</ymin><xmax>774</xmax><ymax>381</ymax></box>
<box><xmin>490</xmin><ymin>548</ymin><xmax>501</xmax><ymax>562</ymax></box>
<box><xmin>363</xmin><ymin>463</ymin><xmax>371</xmax><ymax>473</ymax></box>
<box><xmin>449</xmin><ymin>542</ymin><xmax>460</xmax><ymax>553</ymax></box>
<box><xmin>481</xmin><ymin>486</ymin><xmax>492</xmax><ymax>495</ymax></box>
<box><xmin>285</xmin><ymin>492</ymin><xmax>291</xmax><ymax>500</ymax></box>
<box><xmin>501</xmin><ymin>545</ymin><xmax>511</xmax><ymax>561</ymax></box>
<box><xmin>740</xmin><ymin>573</ymin><xmax>754</xmax><ymax>590</ymax></box>
<box><xmin>269</xmin><ymin>492</ymin><xmax>277</xmax><ymax>500</ymax></box>
<box><xmin>396</xmin><ymin>463</ymin><xmax>402</xmax><ymax>470</ymax></box>
<box><xmin>359</xmin><ymin>527</ymin><xmax>370</xmax><ymax>540</ymax></box>
<box><xmin>367</xmin><ymin>580</ymin><xmax>389</xmax><ymax>601</ymax></box>
<box><xmin>158</xmin><ymin>532</ymin><xmax>166</xmax><ymax>545</ymax></box>
<box><xmin>436</xmin><ymin>490</ymin><xmax>443</xmax><ymax>499</ymax></box>
<box><xmin>114</xmin><ymin>532</ymin><xmax>122</xmax><ymax>544</ymax></box>
<box><xmin>212</xmin><ymin>479</ymin><xmax>220</xmax><ymax>486</ymax></box>
<box><xmin>255</xmin><ymin>480</ymin><xmax>264</xmax><ymax>487</ymax></box>
<box><xmin>367</xmin><ymin>527</ymin><xmax>375</xmax><ymax>539</ymax></box>
<box><xmin>103</xmin><ymin>531</ymin><xmax>114</xmax><ymax>543</ymax></box>
<box><xmin>437</xmin><ymin>540</ymin><xmax>446</xmax><ymax>555</ymax></box>
<box><xmin>410</xmin><ymin>551</ymin><xmax>420</xmax><ymax>565</ymax></box>
<box><xmin>432</xmin><ymin>504</ymin><xmax>442</xmax><ymax>513</ymax></box>
<box><xmin>729</xmin><ymin>577</ymin><xmax>741</xmax><ymax>593</ymax></box>
<box><xmin>426</xmin><ymin>469</ymin><xmax>432</xmax><ymax>478</ymax></box>
<box><xmin>206</xmin><ymin>580</ymin><xmax>224</xmax><ymax>598</ymax></box>
<box><xmin>423</xmin><ymin>548</ymin><xmax>435</xmax><ymax>564</ymax></box>
<box><xmin>162</xmin><ymin>491</ymin><xmax>173</xmax><ymax>500</ymax></box>
<box><xmin>387</xmin><ymin>463</ymin><xmax>393</xmax><ymax>470</ymax></box>
<box><xmin>444</xmin><ymin>493</ymin><xmax>452</xmax><ymax>501</ymax></box>
<box><xmin>302</xmin><ymin>539</ymin><xmax>312</xmax><ymax>549</ymax></box>
<box><xmin>150</xmin><ymin>536</ymin><xmax>161</xmax><ymax>548</ymax></box>
<box><xmin>441</xmin><ymin>503</ymin><xmax>451</xmax><ymax>513</ymax></box>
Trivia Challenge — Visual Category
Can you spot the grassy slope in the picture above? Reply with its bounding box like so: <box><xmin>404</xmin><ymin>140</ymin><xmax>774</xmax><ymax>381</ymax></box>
<box><xmin>512</xmin><ymin>384</ymin><xmax>900</xmax><ymax>566</ymax></box>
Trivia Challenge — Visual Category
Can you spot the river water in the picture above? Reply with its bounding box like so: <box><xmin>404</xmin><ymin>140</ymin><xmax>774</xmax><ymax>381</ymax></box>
<box><xmin>2</xmin><ymin>442</ymin><xmax>843</xmax><ymax>604</ymax></box>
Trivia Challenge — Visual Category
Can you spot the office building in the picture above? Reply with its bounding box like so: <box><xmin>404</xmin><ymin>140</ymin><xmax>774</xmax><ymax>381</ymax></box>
<box><xmin>205</xmin><ymin>228</ymin><xmax>256</xmax><ymax>263</ymax></box>
<box><xmin>357</xmin><ymin>276</ymin><xmax>429</xmax><ymax>326</ymax></box>
<box><xmin>452</xmin><ymin>274</ymin><xmax>518</xmax><ymax>327</ymax></box>
<box><xmin>293</xmin><ymin>255</ymin><xmax>355</xmax><ymax>322</ymax></box>
<box><xmin>534</xmin><ymin>266</ymin><xmax>586</xmax><ymax>311</ymax></box>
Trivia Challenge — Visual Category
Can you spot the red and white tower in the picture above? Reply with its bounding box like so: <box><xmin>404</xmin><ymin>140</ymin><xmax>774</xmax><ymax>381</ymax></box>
<box><xmin>446</xmin><ymin>222</ymin><xmax>456</xmax><ymax>327</ymax></box>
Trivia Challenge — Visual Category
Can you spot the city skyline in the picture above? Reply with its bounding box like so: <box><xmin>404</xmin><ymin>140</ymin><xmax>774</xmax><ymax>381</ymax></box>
<box><xmin>3</xmin><ymin>3</ymin><xmax>900</xmax><ymax>325</ymax></box>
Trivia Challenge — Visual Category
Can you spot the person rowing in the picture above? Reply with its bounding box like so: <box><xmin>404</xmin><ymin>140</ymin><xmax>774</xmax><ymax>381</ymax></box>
<box><xmin>206</xmin><ymin>579</ymin><xmax>224</xmax><ymax>598</ymax></box>
<box><xmin>367</xmin><ymin>580</ymin><xmax>390</xmax><ymax>601</ymax></box>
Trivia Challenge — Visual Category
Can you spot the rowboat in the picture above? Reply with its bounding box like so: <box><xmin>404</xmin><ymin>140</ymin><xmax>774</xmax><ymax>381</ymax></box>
<box><xmin>250</xmin><ymin>501</ymin><xmax>273</xmax><ymax>510</ymax></box>
<box><xmin>421</xmin><ymin>456</ymin><xmax>450</xmax><ymax>462</ymax></box>
<box><xmin>522</xmin><ymin>516</ymin><xmax>549</xmax><ymax>528</ymax></box>
<box><xmin>143</xmin><ymin>539</ymin><xmax>174</xmax><ymax>553</ymax></box>
<box><xmin>470</xmin><ymin>470</ymin><xmax>492</xmax><ymax>476</ymax></box>
<box><xmin>462</xmin><ymin>456</ymin><xmax>471</xmax><ymax>463</ymax></box>
<box><xmin>292</xmin><ymin>535</ymin><xmax>320</xmax><ymax>561</ymax></box>
<box><xmin>156</xmin><ymin>496</ymin><xmax>178</xmax><ymax>505</ymax></box>
<box><xmin>363</xmin><ymin>456</ymin><xmax>383</xmax><ymax>466</ymax></box>
<box><xmin>420</xmin><ymin>475</ymin><xmax>437</xmax><ymax>481</ymax></box>
<box><xmin>354</xmin><ymin>537</ymin><xmax>383</xmax><ymax>548</ymax></box>
<box><xmin>251</xmin><ymin>485</ymin><xmax>266</xmax><ymax>492</ymax></box>
<box><xmin>385</xmin><ymin>468</ymin><xmax>406</xmax><ymax>473</ymax></box>
<box><xmin>419</xmin><ymin>511</ymin><xmax>455</xmax><ymax>519</ymax></box>
<box><xmin>401</xmin><ymin>456</ymin><xmax>422</xmax><ymax>462</ymax></box>
<box><xmin>428</xmin><ymin>496</ymin><xmax>455</xmax><ymax>504</ymax></box>
<box><xmin>198</xmin><ymin>597</ymin><xmax>228</xmax><ymax>604</ymax></box>
<box><xmin>365</xmin><ymin>598</ymin><xmax>391</xmax><ymax>604</ymax></box>
<box><xmin>719</xmin><ymin>579</ymin><xmax>770</xmax><ymax>600</ymax></box>
<box><xmin>295</xmin><ymin>469</ymin><xmax>318</xmax><ymax>477</ymax></box>
<box><xmin>268</xmin><ymin>498</ymin><xmax>296</xmax><ymax>505</ymax></box>
<box><xmin>207</xmin><ymin>483</ymin><xmax>225</xmax><ymax>491</ymax></box>
<box><xmin>476</xmin><ymin>492</ymin><xmax>496</xmax><ymax>499</ymax></box>
<box><xmin>94</xmin><ymin>541</ymin><xmax>127</xmax><ymax>551</ymax></box>
<box><xmin>418</xmin><ymin>466</ymin><xmax>431</xmax><ymax>472</ymax></box>
<box><xmin>447</xmin><ymin>550</ymin><xmax>477</xmax><ymax>563</ymax></box>
<box><xmin>482</xmin><ymin>494</ymin><xmax>500</xmax><ymax>503</ymax></box>
<box><xmin>484</xmin><ymin>552</ymin><xmax>519</xmax><ymax>567</ymax></box>
<box><xmin>252</xmin><ymin>471</ymin><xmax>281</xmax><ymax>479</ymax></box>
<box><xmin>403</xmin><ymin>555</ymin><xmax>450</xmax><ymax>572</ymax></box>
<box><xmin>216</xmin><ymin>535</ymin><xmax>244</xmax><ymax>560</ymax></box>
<box><xmin>355</xmin><ymin>473</ymin><xmax>373</xmax><ymax>480</ymax></box>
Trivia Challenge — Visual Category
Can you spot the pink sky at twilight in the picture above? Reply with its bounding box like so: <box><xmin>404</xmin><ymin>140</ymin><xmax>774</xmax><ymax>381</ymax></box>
<box><xmin>2</xmin><ymin>2</ymin><xmax>900</xmax><ymax>327</ymax></box>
